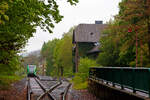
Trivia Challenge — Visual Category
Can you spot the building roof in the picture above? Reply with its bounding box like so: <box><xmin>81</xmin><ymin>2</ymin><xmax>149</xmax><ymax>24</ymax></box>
<box><xmin>73</xmin><ymin>24</ymin><xmax>107</xmax><ymax>43</ymax></box>
<box><xmin>87</xmin><ymin>45</ymin><xmax>100</xmax><ymax>54</ymax></box>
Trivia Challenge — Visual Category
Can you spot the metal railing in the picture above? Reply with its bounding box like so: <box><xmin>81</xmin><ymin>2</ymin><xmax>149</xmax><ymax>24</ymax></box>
<box><xmin>89</xmin><ymin>67</ymin><xmax>150</xmax><ymax>97</ymax></box>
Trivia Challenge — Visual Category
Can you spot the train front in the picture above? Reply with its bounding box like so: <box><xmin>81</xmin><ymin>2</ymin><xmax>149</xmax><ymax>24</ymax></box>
<box><xmin>27</xmin><ymin>65</ymin><xmax>36</xmax><ymax>77</ymax></box>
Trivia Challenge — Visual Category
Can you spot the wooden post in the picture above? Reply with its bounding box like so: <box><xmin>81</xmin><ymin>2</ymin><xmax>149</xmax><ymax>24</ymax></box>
<box><xmin>135</xmin><ymin>28</ymin><xmax>138</xmax><ymax>67</ymax></box>
<box><xmin>148</xmin><ymin>22</ymin><xmax>150</xmax><ymax>63</ymax></box>
<box><xmin>60</xmin><ymin>66</ymin><xmax>63</xmax><ymax>76</ymax></box>
<box><xmin>42</xmin><ymin>64</ymin><xmax>44</xmax><ymax>76</ymax></box>
<box><xmin>75</xmin><ymin>43</ymin><xmax>79</xmax><ymax>72</ymax></box>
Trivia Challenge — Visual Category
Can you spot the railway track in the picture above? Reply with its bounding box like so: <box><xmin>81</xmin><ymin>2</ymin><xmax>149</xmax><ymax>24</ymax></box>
<box><xmin>27</xmin><ymin>76</ymin><xmax>71</xmax><ymax>100</ymax></box>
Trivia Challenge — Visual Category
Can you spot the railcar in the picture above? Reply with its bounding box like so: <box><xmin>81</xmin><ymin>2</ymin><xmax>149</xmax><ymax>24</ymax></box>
<box><xmin>27</xmin><ymin>65</ymin><xmax>36</xmax><ymax>77</ymax></box>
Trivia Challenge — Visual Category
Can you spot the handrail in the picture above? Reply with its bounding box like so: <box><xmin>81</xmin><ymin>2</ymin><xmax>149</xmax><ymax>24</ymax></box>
<box><xmin>89</xmin><ymin>67</ymin><xmax>150</xmax><ymax>97</ymax></box>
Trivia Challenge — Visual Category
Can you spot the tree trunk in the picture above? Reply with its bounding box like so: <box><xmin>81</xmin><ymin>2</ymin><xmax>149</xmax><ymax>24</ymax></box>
<box><xmin>148</xmin><ymin>22</ymin><xmax>150</xmax><ymax>62</ymax></box>
<box><xmin>60</xmin><ymin>66</ymin><xmax>63</xmax><ymax>76</ymax></box>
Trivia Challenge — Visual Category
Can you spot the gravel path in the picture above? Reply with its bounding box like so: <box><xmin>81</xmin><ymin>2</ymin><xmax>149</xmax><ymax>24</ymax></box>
<box><xmin>69</xmin><ymin>89</ymin><xmax>99</xmax><ymax>100</ymax></box>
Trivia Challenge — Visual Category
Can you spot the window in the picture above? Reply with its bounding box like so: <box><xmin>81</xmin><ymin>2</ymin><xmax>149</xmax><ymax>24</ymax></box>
<box><xmin>90</xmin><ymin>32</ymin><xmax>94</xmax><ymax>35</ymax></box>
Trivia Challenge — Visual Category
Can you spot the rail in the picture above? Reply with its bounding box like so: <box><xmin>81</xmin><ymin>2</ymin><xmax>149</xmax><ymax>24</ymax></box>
<box><xmin>89</xmin><ymin>67</ymin><xmax>150</xmax><ymax>97</ymax></box>
<box><xmin>62</xmin><ymin>83</ymin><xmax>71</xmax><ymax>100</ymax></box>
<box><xmin>35</xmin><ymin>78</ymin><xmax>62</xmax><ymax>100</ymax></box>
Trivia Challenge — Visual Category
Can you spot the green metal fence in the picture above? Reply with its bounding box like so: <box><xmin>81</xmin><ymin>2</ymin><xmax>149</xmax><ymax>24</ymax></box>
<box><xmin>89</xmin><ymin>67</ymin><xmax>150</xmax><ymax>97</ymax></box>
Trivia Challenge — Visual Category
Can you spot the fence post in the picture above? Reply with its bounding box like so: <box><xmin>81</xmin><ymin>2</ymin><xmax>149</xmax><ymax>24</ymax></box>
<box><xmin>148</xmin><ymin>69</ymin><xmax>150</xmax><ymax>97</ymax></box>
<box><xmin>132</xmin><ymin>68</ymin><xmax>136</xmax><ymax>93</ymax></box>
<box><xmin>121</xmin><ymin>68</ymin><xmax>124</xmax><ymax>90</ymax></box>
<box><xmin>112</xmin><ymin>69</ymin><xmax>115</xmax><ymax>87</ymax></box>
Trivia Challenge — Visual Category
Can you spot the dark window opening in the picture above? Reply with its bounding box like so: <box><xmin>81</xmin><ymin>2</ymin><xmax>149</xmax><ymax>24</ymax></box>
<box><xmin>90</xmin><ymin>32</ymin><xmax>94</xmax><ymax>35</ymax></box>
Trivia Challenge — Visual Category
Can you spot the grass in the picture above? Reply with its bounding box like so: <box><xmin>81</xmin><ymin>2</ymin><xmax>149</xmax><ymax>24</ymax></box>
<box><xmin>0</xmin><ymin>75</ymin><xmax>24</xmax><ymax>90</ymax></box>
<box><xmin>71</xmin><ymin>75</ymin><xmax>88</xmax><ymax>90</ymax></box>
<box><xmin>71</xmin><ymin>57</ymin><xmax>98</xmax><ymax>90</ymax></box>
<box><xmin>73</xmin><ymin>81</ymin><xmax>88</xmax><ymax>90</ymax></box>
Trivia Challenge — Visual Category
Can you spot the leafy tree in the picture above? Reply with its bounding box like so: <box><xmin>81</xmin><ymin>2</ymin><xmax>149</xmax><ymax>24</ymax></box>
<box><xmin>0</xmin><ymin>0</ymin><xmax>9</xmax><ymax>24</ymax></box>
<box><xmin>41</xmin><ymin>39</ymin><xmax>59</xmax><ymax>76</ymax></box>
<box><xmin>41</xmin><ymin>27</ymin><xmax>74</xmax><ymax>77</ymax></box>
<box><xmin>53</xmin><ymin>27</ymin><xmax>74</xmax><ymax>77</ymax></box>
<box><xmin>118</xmin><ymin>0</ymin><xmax>150</xmax><ymax>66</ymax></box>
<box><xmin>97</xmin><ymin>0</ymin><xmax>150</xmax><ymax>67</ymax></box>
<box><xmin>53</xmin><ymin>39</ymin><xmax>63</xmax><ymax>76</ymax></box>
<box><xmin>0</xmin><ymin>0</ymin><xmax>78</xmax><ymax>75</ymax></box>
<box><xmin>97</xmin><ymin>21</ymin><xmax>125</xmax><ymax>67</ymax></box>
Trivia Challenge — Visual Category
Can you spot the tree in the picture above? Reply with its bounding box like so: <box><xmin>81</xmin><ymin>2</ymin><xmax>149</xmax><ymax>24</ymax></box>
<box><xmin>97</xmin><ymin>21</ymin><xmax>126</xmax><ymax>67</ymax></box>
<box><xmin>118</xmin><ymin>0</ymin><xmax>150</xmax><ymax>66</ymax></box>
<box><xmin>0</xmin><ymin>0</ymin><xmax>78</xmax><ymax>75</ymax></box>
<box><xmin>40</xmin><ymin>27</ymin><xmax>74</xmax><ymax>77</ymax></box>
<box><xmin>0</xmin><ymin>0</ymin><xmax>9</xmax><ymax>24</ymax></box>
<box><xmin>117</xmin><ymin>0</ymin><xmax>150</xmax><ymax>67</ymax></box>
<box><xmin>41</xmin><ymin>27</ymin><xmax>74</xmax><ymax>77</ymax></box>
<box><xmin>53</xmin><ymin>27</ymin><xmax>74</xmax><ymax>77</ymax></box>
<box><xmin>97</xmin><ymin>0</ymin><xmax>150</xmax><ymax>67</ymax></box>
<box><xmin>41</xmin><ymin>39</ymin><xmax>59</xmax><ymax>76</ymax></box>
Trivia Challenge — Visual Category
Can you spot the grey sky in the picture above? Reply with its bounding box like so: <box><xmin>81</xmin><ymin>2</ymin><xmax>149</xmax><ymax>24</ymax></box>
<box><xmin>24</xmin><ymin>0</ymin><xmax>122</xmax><ymax>53</ymax></box>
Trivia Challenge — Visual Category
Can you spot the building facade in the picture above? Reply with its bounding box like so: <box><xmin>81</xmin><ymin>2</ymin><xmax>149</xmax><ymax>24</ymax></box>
<box><xmin>72</xmin><ymin>21</ymin><xmax>107</xmax><ymax>73</ymax></box>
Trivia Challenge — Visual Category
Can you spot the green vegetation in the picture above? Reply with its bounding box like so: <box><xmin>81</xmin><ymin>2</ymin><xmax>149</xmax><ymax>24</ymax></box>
<box><xmin>0</xmin><ymin>0</ymin><xmax>78</xmax><ymax>87</ymax></box>
<box><xmin>0</xmin><ymin>0</ymin><xmax>78</xmax><ymax>75</ymax></box>
<box><xmin>41</xmin><ymin>27</ymin><xmax>74</xmax><ymax>77</ymax></box>
<box><xmin>97</xmin><ymin>0</ymin><xmax>150</xmax><ymax>67</ymax></box>
<box><xmin>73</xmin><ymin>0</ymin><xmax>150</xmax><ymax>89</ymax></box>
<box><xmin>0</xmin><ymin>75</ymin><xmax>24</xmax><ymax>89</ymax></box>
<box><xmin>72</xmin><ymin>57</ymin><xmax>99</xmax><ymax>89</ymax></box>
<box><xmin>78</xmin><ymin>43</ymin><xmax>94</xmax><ymax>57</ymax></box>
<box><xmin>41</xmin><ymin>27</ymin><xmax>99</xmax><ymax>89</ymax></box>
<box><xmin>1</xmin><ymin>0</ymin><xmax>149</xmax><ymax>90</ymax></box>
<box><xmin>41</xmin><ymin>39</ymin><xmax>59</xmax><ymax>76</ymax></box>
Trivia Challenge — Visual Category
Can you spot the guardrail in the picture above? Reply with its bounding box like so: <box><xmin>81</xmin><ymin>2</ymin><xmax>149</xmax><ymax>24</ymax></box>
<box><xmin>89</xmin><ymin>67</ymin><xmax>150</xmax><ymax>97</ymax></box>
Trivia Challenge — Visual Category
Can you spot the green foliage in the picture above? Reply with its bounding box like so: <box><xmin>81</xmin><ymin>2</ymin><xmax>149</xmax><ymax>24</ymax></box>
<box><xmin>53</xmin><ymin>27</ymin><xmax>74</xmax><ymax>77</ymax></box>
<box><xmin>72</xmin><ymin>76</ymin><xmax>87</xmax><ymax>90</ymax></box>
<box><xmin>41</xmin><ymin>27</ymin><xmax>75</xmax><ymax>77</ymax></box>
<box><xmin>0</xmin><ymin>55</ymin><xmax>22</xmax><ymax>75</ymax></box>
<box><xmin>97</xmin><ymin>32</ymin><xmax>120</xmax><ymax>66</ymax></box>
<box><xmin>0</xmin><ymin>0</ymin><xmax>9</xmax><ymax>24</ymax></box>
<box><xmin>0</xmin><ymin>75</ymin><xmax>24</xmax><ymax>89</ymax></box>
<box><xmin>0</xmin><ymin>0</ymin><xmax>78</xmax><ymax>76</ymax></box>
<box><xmin>97</xmin><ymin>0</ymin><xmax>150</xmax><ymax>67</ymax></box>
<box><xmin>78</xmin><ymin>43</ymin><xmax>94</xmax><ymax>57</ymax></box>
<box><xmin>72</xmin><ymin>57</ymin><xmax>98</xmax><ymax>89</ymax></box>
<box><xmin>41</xmin><ymin>39</ymin><xmax>59</xmax><ymax>76</ymax></box>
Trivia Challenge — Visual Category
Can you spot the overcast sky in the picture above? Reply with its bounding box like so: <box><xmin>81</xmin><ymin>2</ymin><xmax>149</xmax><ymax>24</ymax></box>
<box><xmin>24</xmin><ymin>0</ymin><xmax>122</xmax><ymax>53</ymax></box>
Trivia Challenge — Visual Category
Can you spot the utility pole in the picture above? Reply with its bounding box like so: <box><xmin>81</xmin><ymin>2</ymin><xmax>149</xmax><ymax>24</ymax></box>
<box><xmin>135</xmin><ymin>27</ymin><xmax>138</xmax><ymax>67</ymax></box>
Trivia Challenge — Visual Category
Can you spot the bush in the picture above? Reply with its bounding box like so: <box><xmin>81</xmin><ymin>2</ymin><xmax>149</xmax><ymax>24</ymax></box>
<box><xmin>72</xmin><ymin>57</ymin><xmax>99</xmax><ymax>89</ymax></box>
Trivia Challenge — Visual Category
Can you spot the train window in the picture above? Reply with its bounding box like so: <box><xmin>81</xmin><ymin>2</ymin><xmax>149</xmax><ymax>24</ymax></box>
<box><xmin>29</xmin><ymin>65</ymin><xmax>36</xmax><ymax>68</ymax></box>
